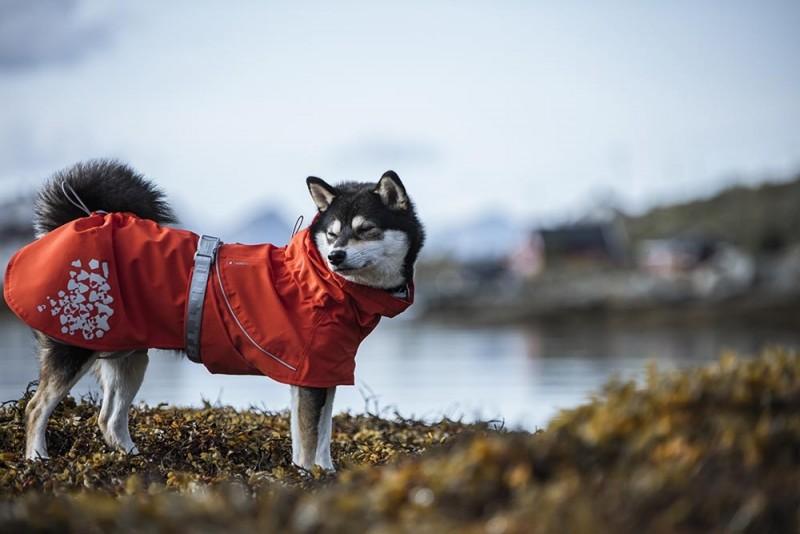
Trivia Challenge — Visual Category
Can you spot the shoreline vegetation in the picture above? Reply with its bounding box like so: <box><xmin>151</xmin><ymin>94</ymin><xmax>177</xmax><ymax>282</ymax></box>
<box><xmin>1</xmin><ymin>350</ymin><xmax>799</xmax><ymax>532</ymax></box>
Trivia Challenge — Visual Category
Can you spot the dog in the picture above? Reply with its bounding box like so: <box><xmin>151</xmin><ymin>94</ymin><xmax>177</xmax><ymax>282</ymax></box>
<box><xmin>7</xmin><ymin>160</ymin><xmax>424</xmax><ymax>470</ymax></box>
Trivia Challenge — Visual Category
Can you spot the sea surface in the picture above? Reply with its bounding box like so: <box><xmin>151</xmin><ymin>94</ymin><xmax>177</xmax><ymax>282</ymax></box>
<box><xmin>2</xmin><ymin>314</ymin><xmax>799</xmax><ymax>430</ymax></box>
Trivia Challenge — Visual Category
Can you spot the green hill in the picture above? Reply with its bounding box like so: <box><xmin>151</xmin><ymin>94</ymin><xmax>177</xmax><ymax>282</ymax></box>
<box><xmin>625</xmin><ymin>175</ymin><xmax>800</xmax><ymax>253</ymax></box>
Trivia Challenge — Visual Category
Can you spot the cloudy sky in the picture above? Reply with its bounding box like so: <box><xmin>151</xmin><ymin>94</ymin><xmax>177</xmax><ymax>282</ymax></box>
<box><xmin>0</xmin><ymin>1</ymin><xmax>798</xmax><ymax>231</ymax></box>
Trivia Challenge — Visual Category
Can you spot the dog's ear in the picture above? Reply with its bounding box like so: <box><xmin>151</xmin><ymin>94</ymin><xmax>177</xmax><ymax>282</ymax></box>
<box><xmin>306</xmin><ymin>177</ymin><xmax>338</xmax><ymax>212</ymax></box>
<box><xmin>374</xmin><ymin>170</ymin><xmax>409</xmax><ymax>210</ymax></box>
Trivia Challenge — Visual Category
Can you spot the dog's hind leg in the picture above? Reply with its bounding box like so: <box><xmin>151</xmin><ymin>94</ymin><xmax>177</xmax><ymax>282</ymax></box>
<box><xmin>25</xmin><ymin>335</ymin><xmax>97</xmax><ymax>460</ymax></box>
<box><xmin>290</xmin><ymin>385</ymin><xmax>336</xmax><ymax>471</ymax></box>
<box><xmin>95</xmin><ymin>350</ymin><xmax>148</xmax><ymax>454</ymax></box>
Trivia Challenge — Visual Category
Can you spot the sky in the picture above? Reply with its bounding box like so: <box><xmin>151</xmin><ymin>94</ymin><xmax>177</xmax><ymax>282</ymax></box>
<box><xmin>0</xmin><ymin>0</ymin><xmax>798</xmax><ymax>232</ymax></box>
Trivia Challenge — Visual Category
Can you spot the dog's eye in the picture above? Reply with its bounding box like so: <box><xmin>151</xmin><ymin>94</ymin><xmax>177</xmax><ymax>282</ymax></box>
<box><xmin>326</xmin><ymin>230</ymin><xmax>338</xmax><ymax>240</ymax></box>
<box><xmin>358</xmin><ymin>225</ymin><xmax>381</xmax><ymax>239</ymax></box>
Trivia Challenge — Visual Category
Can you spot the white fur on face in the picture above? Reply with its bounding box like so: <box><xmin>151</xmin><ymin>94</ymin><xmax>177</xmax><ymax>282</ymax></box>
<box><xmin>314</xmin><ymin>221</ymin><xmax>409</xmax><ymax>289</ymax></box>
<box><xmin>328</xmin><ymin>219</ymin><xmax>342</xmax><ymax>235</ymax></box>
<box><xmin>351</xmin><ymin>216</ymin><xmax>367</xmax><ymax>231</ymax></box>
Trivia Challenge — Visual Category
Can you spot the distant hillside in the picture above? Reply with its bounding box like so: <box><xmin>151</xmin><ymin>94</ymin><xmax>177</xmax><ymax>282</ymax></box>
<box><xmin>625</xmin><ymin>175</ymin><xmax>800</xmax><ymax>253</ymax></box>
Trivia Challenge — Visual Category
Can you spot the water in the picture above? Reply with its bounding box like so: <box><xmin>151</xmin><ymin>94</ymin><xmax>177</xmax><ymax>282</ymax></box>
<box><xmin>2</xmin><ymin>314</ymin><xmax>799</xmax><ymax>430</ymax></box>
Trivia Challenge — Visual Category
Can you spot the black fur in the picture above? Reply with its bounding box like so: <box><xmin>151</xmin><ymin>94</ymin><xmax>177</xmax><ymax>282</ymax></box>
<box><xmin>34</xmin><ymin>159</ymin><xmax>177</xmax><ymax>236</ymax></box>
<box><xmin>307</xmin><ymin>171</ymin><xmax>425</xmax><ymax>285</ymax></box>
<box><xmin>34</xmin><ymin>332</ymin><xmax>95</xmax><ymax>388</ymax></box>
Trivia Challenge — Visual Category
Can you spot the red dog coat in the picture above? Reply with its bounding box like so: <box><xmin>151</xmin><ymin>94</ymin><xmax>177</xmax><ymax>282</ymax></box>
<box><xmin>3</xmin><ymin>212</ymin><xmax>413</xmax><ymax>387</ymax></box>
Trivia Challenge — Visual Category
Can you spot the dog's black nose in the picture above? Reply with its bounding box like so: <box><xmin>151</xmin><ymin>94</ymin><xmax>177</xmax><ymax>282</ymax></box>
<box><xmin>328</xmin><ymin>250</ymin><xmax>346</xmax><ymax>266</ymax></box>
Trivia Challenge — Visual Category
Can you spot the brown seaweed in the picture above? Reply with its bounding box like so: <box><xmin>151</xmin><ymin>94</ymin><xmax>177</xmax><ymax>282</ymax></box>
<box><xmin>1</xmin><ymin>349</ymin><xmax>799</xmax><ymax>533</ymax></box>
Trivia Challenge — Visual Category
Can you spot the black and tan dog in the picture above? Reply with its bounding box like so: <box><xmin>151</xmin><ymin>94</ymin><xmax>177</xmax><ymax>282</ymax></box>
<box><xmin>16</xmin><ymin>160</ymin><xmax>424</xmax><ymax>471</ymax></box>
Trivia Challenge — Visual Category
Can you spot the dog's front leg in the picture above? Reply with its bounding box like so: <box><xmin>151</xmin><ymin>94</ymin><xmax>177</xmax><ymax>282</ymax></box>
<box><xmin>313</xmin><ymin>386</ymin><xmax>336</xmax><ymax>470</ymax></box>
<box><xmin>290</xmin><ymin>385</ymin><xmax>336</xmax><ymax>471</ymax></box>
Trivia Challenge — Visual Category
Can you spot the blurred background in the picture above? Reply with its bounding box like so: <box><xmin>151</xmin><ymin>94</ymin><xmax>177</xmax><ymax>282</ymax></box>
<box><xmin>1</xmin><ymin>1</ymin><xmax>799</xmax><ymax>429</ymax></box>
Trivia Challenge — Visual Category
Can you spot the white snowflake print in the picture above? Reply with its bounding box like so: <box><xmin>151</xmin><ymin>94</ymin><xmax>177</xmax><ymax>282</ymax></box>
<box><xmin>36</xmin><ymin>258</ymin><xmax>114</xmax><ymax>341</ymax></box>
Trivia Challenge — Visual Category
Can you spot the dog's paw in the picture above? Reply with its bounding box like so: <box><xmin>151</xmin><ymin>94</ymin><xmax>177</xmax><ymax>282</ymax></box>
<box><xmin>316</xmin><ymin>460</ymin><xmax>336</xmax><ymax>473</ymax></box>
<box><xmin>110</xmin><ymin>441</ymin><xmax>139</xmax><ymax>455</ymax></box>
<box><xmin>293</xmin><ymin>462</ymin><xmax>336</xmax><ymax>478</ymax></box>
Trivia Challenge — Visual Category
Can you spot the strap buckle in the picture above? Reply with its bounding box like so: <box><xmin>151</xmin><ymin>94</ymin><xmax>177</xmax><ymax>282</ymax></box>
<box><xmin>193</xmin><ymin>234</ymin><xmax>220</xmax><ymax>261</ymax></box>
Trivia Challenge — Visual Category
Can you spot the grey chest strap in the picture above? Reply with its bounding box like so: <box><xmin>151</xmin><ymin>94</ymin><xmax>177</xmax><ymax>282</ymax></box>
<box><xmin>185</xmin><ymin>234</ymin><xmax>221</xmax><ymax>363</ymax></box>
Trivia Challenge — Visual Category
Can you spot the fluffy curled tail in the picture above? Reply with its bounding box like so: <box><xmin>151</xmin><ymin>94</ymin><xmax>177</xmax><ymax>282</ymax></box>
<box><xmin>34</xmin><ymin>159</ymin><xmax>177</xmax><ymax>236</ymax></box>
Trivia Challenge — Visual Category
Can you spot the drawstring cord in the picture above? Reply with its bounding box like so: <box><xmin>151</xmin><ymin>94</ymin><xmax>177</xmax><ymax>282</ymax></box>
<box><xmin>291</xmin><ymin>215</ymin><xmax>304</xmax><ymax>237</ymax></box>
<box><xmin>60</xmin><ymin>180</ymin><xmax>93</xmax><ymax>217</ymax></box>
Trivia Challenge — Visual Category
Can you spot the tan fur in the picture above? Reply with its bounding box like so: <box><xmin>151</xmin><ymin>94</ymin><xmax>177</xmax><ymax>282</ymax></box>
<box><xmin>25</xmin><ymin>339</ymin><xmax>98</xmax><ymax>459</ymax></box>
<box><xmin>296</xmin><ymin>386</ymin><xmax>326</xmax><ymax>468</ymax></box>
<box><xmin>25</xmin><ymin>333</ymin><xmax>147</xmax><ymax>460</ymax></box>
